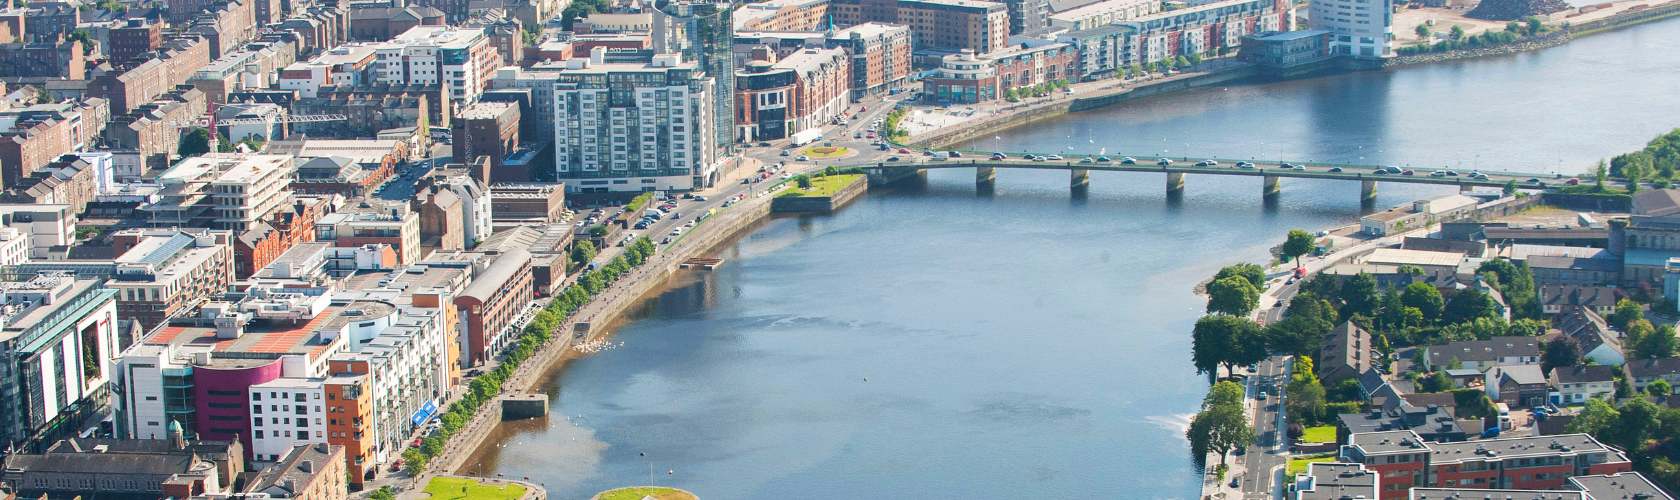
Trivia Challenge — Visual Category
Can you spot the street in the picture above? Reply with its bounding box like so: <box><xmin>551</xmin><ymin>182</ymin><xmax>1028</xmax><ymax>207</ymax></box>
<box><xmin>1242</xmin><ymin>356</ymin><xmax>1290</xmax><ymax>498</ymax></box>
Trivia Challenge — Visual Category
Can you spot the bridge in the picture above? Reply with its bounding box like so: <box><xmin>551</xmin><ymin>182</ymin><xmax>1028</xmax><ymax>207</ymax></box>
<box><xmin>841</xmin><ymin>153</ymin><xmax>1574</xmax><ymax>203</ymax></box>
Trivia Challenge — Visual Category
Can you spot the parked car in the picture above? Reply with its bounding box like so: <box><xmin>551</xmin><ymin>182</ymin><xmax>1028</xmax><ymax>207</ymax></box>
<box><xmin>780</xmin><ymin>150</ymin><xmax>791</xmax><ymax>157</ymax></box>
<box><xmin>1566</xmin><ymin>178</ymin><xmax>1581</xmax><ymax>185</ymax></box>
<box><xmin>1030</xmin><ymin>155</ymin><xmax>1045</xmax><ymax>162</ymax></box>
<box><xmin>888</xmin><ymin>156</ymin><xmax>901</xmax><ymax>162</ymax></box>
<box><xmin>897</xmin><ymin>148</ymin><xmax>911</xmax><ymax>154</ymax></box>
<box><xmin>1402</xmin><ymin>170</ymin><xmax>1415</xmax><ymax>176</ymax></box>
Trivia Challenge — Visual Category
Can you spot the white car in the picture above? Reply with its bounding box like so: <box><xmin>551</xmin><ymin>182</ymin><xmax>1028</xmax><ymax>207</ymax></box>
<box><xmin>1045</xmin><ymin>155</ymin><xmax>1064</xmax><ymax>161</ymax></box>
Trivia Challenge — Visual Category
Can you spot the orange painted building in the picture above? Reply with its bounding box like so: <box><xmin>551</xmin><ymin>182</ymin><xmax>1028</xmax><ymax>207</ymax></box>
<box><xmin>325</xmin><ymin>361</ymin><xmax>376</xmax><ymax>487</ymax></box>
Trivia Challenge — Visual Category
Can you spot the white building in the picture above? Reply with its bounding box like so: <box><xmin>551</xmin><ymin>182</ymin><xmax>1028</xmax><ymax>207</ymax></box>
<box><xmin>373</xmin><ymin>26</ymin><xmax>500</xmax><ymax>106</ymax></box>
<box><xmin>1309</xmin><ymin>0</ymin><xmax>1393</xmax><ymax>59</ymax></box>
<box><xmin>550</xmin><ymin>51</ymin><xmax>721</xmax><ymax>193</ymax></box>
<box><xmin>1049</xmin><ymin>0</ymin><xmax>1159</xmax><ymax>30</ymax></box>
<box><xmin>147</xmin><ymin>154</ymin><xmax>295</xmax><ymax>232</ymax></box>
<box><xmin>248</xmin><ymin>377</ymin><xmax>328</xmax><ymax>461</ymax></box>
<box><xmin>0</xmin><ymin>274</ymin><xmax>120</xmax><ymax>448</ymax></box>
<box><xmin>276</xmin><ymin>44</ymin><xmax>381</xmax><ymax>99</ymax></box>
<box><xmin>0</xmin><ymin>204</ymin><xmax>74</xmax><ymax>259</ymax></box>
<box><xmin>0</xmin><ymin>227</ymin><xmax>30</xmax><ymax>267</ymax></box>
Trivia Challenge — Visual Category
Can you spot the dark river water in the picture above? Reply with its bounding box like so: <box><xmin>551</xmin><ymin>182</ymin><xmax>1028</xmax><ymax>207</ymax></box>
<box><xmin>463</xmin><ymin>18</ymin><xmax>1680</xmax><ymax>499</ymax></box>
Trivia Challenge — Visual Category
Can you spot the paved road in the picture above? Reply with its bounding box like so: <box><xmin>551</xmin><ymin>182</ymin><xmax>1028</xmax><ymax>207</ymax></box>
<box><xmin>1243</xmin><ymin>356</ymin><xmax>1291</xmax><ymax>498</ymax></box>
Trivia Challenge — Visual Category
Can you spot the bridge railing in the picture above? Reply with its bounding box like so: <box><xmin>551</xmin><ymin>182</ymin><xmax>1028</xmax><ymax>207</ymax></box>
<box><xmin>870</xmin><ymin>146</ymin><xmax>1575</xmax><ymax>180</ymax></box>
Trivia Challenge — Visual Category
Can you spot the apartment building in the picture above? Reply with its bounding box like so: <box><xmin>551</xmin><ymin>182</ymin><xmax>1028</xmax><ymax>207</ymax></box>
<box><xmin>733</xmin><ymin>0</ymin><xmax>831</xmax><ymax>31</ymax></box>
<box><xmin>828</xmin><ymin>23</ymin><xmax>913</xmax><ymax>99</ymax></box>
<box><xmin>146</xmin><ymin>154</ymin><xmax>295</xmax><ymax>233</ymax></box>
<box><xmin>452</xmin><ymin>248</ymin><xmax>533</xmax><ymax>366</ymax></box>
<box><xmin>1049</xmin><ymin>0</ymin><xmax>1159</xmax><ymax>30</ymax></box>
<box><xmin>315</xmin><ymin>202</ymin><xmax>422</xmax><ymax>265</ymax></box>
<box><xmin>452</xmin><ymin>101</ymin><xmax>521</xmax><ymax>181</ymax></box>
<box><xmin>831</xmin><ymin>0</ymin><xmax>1010</xmax><ymax>54</ymax></box>
<box><xmin>372</xmin><ymin>26</ymin><xmax>500</xmax><ymax>107</ymax></box>
<box><xmin>0</xmin><ymin>274</ymin><xmax>120</xmax><ymax>450</ymax></box>
<box><xmin>277</xmin><ymin>44</ymin><xmax>382</xmax><ymax>99</ymax></box>
<box><xmin>1340</xmin><ymin>431</ymin><xmax>1633</xmax><ymax>500</ymax></box>
<box><xmin>548</xmin><ymin>52</ymin><xmax>720</xmax><ymax>194</ymax></box>
<box><xmin>1309</xmin><ymin>0</ymin><xmax>1393</xmax><ymax>59</ymax></box>
<box><xmin>735</xmin><ymin>47</ymin><xmax>851</xmax><ymax>142</ymax></box>
<box><xmin>1117</xmin><ymin>0</ymin><xmax>1288</xmax><ymax>66</ymax></box>
<box><xmin>922</xmin><ymin>40</ymin><xmax>1079</xmax><ymax>103</ymax></box>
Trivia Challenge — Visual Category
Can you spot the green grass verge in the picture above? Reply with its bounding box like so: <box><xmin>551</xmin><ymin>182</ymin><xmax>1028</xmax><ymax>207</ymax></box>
<box><xmin>1300</xmin><ymin>425</ymin><xmax>1337</xmax><ymax>444</ymax></box>
<box><xmin>798</xmin><ymin>145</ymin><xmax>851</xmax><ymax>158</ymax></box>
<box><xmin>1286</xmin><ymin>454</ymin><xmax>1338</xmax><ymax>476</ymax></box>
<box><xmin>595</xmin><ymin>486</ymin><xmax>697</xmax><ymax>500</ymax></box>
<box><xmin>776</xmin><ymin>174</ymin><xmax>862</xmax><ymax>198</ymax></box>
<box><xmin>424</xmin><ymin>477</ymin><xmax>526</xmax><ymax>500</ymax></box>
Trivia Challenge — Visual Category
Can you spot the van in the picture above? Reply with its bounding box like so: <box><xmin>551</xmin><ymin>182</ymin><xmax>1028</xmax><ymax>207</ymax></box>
<box><xmin>931</xmin><ymin>151</ymin><xmax>950</xmax><ymax>161</ymax></box>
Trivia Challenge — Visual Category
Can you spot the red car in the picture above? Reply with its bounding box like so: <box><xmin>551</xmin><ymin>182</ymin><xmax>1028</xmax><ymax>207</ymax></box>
<box><xmin>897</xmin><ymin>148</ymin><xmax>911</xmax><ymax>154</ymax></box>
<box><xmin>1566</xmin><ymin>178</ymin><xmax>1581</xmax><ymax>185</ymax></box>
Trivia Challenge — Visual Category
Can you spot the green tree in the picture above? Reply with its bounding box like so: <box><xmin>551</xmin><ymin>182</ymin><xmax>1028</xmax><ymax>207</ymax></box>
<box><xmin>1567</xmin><ymin>398</ymin><xmax>1621</xmax><ymax>436</ymax></box>
<box><xmin>1192</xmin><ymin>314</ymin><xmax>1266</xmax><ymax>383</ymax></box>
<box><xmin>1415</xmin><ymin>24</ymin><xmax>1431</xmax><ymax>39</ymax></box>
<box><xmin>1616</xmin><ymin>397</ymin><xmax>1662</xmax><ymax>451</ymax></box>
<box><xmin>1611</xmin><ymin>298</ymin><xmax>1645</xmax><ymax>331</ymax></box>
<box><xmin>1205</xmin><ymin>380</ymin><xmax>1246</xmax><ymax>409</ymax></box>
<box><xmin>1419</xmin><ymin>370</ymin><xmax>1455</xmax><ymax>392</ymax></box>
<box><xmin>1596</xmin><ymin>160</ymin><xmax>1609</xmax><ymax>191</ymax></box>
<box><xmin>570</xmin><ymin>240</ymin><xmax>597</xmax><ymax>269</ymax></box>
<box><xmin>370</xmin><ymin>487</ymin><xmax>397</xmax><ymax>500</ymax></box>
<box><xmin>1628</xmin><ymin>319</ymin><xmax>1657</xmax><ymax>351</ymax></box>
<box><xmin>1449</xmin><ymin>24</ymin><xmax>1466</xmax><ymax>41</ymax></box>
<box><xmin>1451</xmin><ymin>388</ymin><xmax>1498</xmax><ymax>419</ymax></box>
<box><xmin>1214</xmin><ymin>263</ymin><xmax>1267</xmax><ymax>289</ymax></box>
<box><xmin>1206</xmin><ymin>276</ymin><xmax>1260</xmax><ymax>316</ymax></box>
<box><xmin>1649</xmin><ymin>379</ymin><xmax>1673</xmax><ymax>398</ymax></box>
<box><xmin>1503</xmin><ymin>180</ymin><xmax>1518</xmax><ymax>196</ymax></box>
<box><xmin>1280</xmin><ymin>229</ymin><xmax>1316</xmax><ymax>269</ymax></box>
<box><xmin>1634</xmin><ymin>324</ymin><xmax>1678</xmax><ymax>360</ymax></box>
<box><xmin>1287</xmin><ymin>356</ymin><xmax>1328</xmax><ymax>424</ymax></box>
<box><xmin>179</xmin><ymin>128</ymin><xmax>212</xmax><ymax>156</ymax></box>
<box><xmin>1443</xmin><ymin>288</ymin><xmax>1499</xmax><ymax>325</ymax></box>
<box><xmin>1339</xmin><ymin>273</ymin><xmax>1380</xmax><ymax>318</ymax></box>
<box><xmin>1526</xmin><ymin>17</ymin><xmax>1543</xmax><ymax>35</ymax></box>
<box><xmin>1188</xmin><ymin>404</ymin><xmax>1254</xmax><ymax>466</ymax></box>
<box><xmin>1400</xmin><ymin>282</ymin><xmax>1445</xmax><ymax>321</ymax></box>
<box><xmin>796</xmin><ymin>175</ymin><xmax>813</xmax><ymax>189</ymax></box>
<box><xmin>1542</xmin><ymin>339</ymin><xmax>1581</xmax><ymax>373</ymax></box>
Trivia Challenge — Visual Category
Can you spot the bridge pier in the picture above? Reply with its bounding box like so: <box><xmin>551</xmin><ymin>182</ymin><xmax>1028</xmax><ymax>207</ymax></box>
<box><xmin>1071</xmin><ymin>168</ymin><xmax>1090</xmax><ymax>190</ymax></box>
<box><xmin>1167</xmin><ymin>172</ymin><xmax>1185</xmax><ymax>194</ymax></box>
<box><xmin>1361</xmin><ymin>180</ymin><xmax>1378</xmax><ymax>203</ymax></box>
<box><xmin>977</xmin><ymin>166</ymin><xmax>996</xmax><ymax>188</ymax></box>
<box><xmin>1263</xmin><ymin>174</ymin><xmax>1281</xmax><ymax>199</ymax></box>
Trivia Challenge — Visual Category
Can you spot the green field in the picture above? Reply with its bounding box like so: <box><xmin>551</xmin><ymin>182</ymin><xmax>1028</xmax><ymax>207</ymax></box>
<box><xmin>776</xmin><ymin>174</ymin><xmax>863</xmax><ymax>198</ymax></box>
<box><xmin>595</xmin><ymin>486</ymin><xmax>697</xmax><ymax>500</ymax></box>
<box><xmin>1300</xmin><ymin>425</ymin><xmax>1337</xmax><ymax>444</ymax></box>
<box><xmin>424</xmin><ymin>477</ymin><xmax>526</xmax><ymax>500</ymax></box>
<box><xmin>1286</xmin><ymin>454</ymin><xmax>1338</xmax><ymax>476</ymax></box>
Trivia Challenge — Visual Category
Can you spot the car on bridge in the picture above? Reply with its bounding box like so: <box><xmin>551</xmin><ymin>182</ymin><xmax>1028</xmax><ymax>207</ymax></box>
<box><xmin>1195</xmin><ymin>160</ymin><xmax>1218</xmax><ymax>167</ymax></box>
<box><xmin>1045</xmin><ymin>155</ymin><xmax>1064</xmax><ymax>161</ymax></box>
<box><xmin>888</xmin><ymin>156</ymin><xmax>901</xmax><ymax>162</ymax></box>
<box><xmin>1329</xmin><ymin>167</ymin><xmax>1343</xmax><ymax>173</ymax></box>
<box><xmin>1236</xmin><ymin>161</ymin><xmax>1254</xmax><ymax>168</ymax></box>
<box><xmin>1080</xmin><ymin>157</ymin><xmax>1095</xmax><ymax>164</ymax></box>
<box><xmin>1121</xmin><ymin>157</ymin><xmax>1138</xmax><ymax>164</ymax></box>
<box><xmin>1157</xmin><ymin>158</ymin><xmax>1173</xmax><ymax>166</ymax></box>
<box><xmin>1291</xmin><ymin>165</ymin><xmax>1306</xmax><ymax>171</ymax></box>
<box><xmin>991</xmin><ymin>153</ymin><xmax>1007</xmax><ymax>160</ymax></box>
<box><xmin>1097</xmin><ymin>156</ymin><xmax>1111</xmax><ymax>162</ymax></box>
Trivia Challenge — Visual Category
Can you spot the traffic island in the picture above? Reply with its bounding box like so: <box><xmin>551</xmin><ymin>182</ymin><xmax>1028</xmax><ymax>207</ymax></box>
<box><xmin>771</xmin><ymin>174</ymin><xmax>866</xmax><ymax>213</ymax></box>
<box><xmin>797</xmin><ymin>145</ymin><xmax>854</xmax><ymax>160</ymax></box>
<box><xmin>592</xmin><ymin>486</ymin><xmax>698</xmax><ymax>500</ymax></box>
<box><xmin>421</xmin><ymin>476</ymin><xmax>537</xmax><ymax>500</ymax></box>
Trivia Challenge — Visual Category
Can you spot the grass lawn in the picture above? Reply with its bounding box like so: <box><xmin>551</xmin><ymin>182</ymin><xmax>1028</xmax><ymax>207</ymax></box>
<box><xmin>1286</xmin><ymin>454</ymin><xmax>1338</xmax><ymax>476</ymax></box>
<box><xmin>798</xmin><ymin>145</ymin><xmax>851</xmax><ymax>158</ymax></box>
<box><xmin>777</xmin><ymin>174</ymin><xmax>863</xmax><ymax>198</ymax></box>
<box><xmin>594</xmin><ymin>487</ymin><xmax>697</xmax><ymax>500</ymax></box>
<box><xmin>424</xmin><ymin>477</ymin><xmax>526</xmax><ymax>500</ymax></box>
<box><xmin>1300</xmin><ymin>425</ymin><xmax>1337</xmax><ymax>444</ymax></box>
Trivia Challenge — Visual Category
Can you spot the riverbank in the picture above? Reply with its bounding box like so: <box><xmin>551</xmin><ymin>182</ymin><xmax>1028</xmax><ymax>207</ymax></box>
<box><xmin>1390</xmin><ymin>0</ymin><xmax>1680</xmax><ymax>66</ymax></box>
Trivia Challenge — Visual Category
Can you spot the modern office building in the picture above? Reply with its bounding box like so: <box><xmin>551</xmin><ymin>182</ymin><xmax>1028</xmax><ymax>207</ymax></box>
<box><xmin>1308</xmin><ymin>0</ymin><xmax>1393</xmax><ymax>59</ymax></box>
<box><xmin>549</xmin><ymin>51</ymin><xmax>720</xmax><ymax>193</ymax></box>
<box><xmin>0</xmin><ymin>274</ymin><xmax>120</xmax><ymax>450</ymax></box>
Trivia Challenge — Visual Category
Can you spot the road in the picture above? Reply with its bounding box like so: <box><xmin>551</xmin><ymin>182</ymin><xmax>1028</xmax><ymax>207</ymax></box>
<box><xmin>1242</xmin><ymin>356</ymin><xmax>1291</xmax><ymax>498</ymax></box>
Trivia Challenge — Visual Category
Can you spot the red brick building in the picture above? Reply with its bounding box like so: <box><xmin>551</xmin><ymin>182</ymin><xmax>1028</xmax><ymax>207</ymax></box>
<box><xmin>1342</xmin><ymin>431</ymin><xmax>1634</xmax><ymax>500</ymax></box>
<box><xmin>110</xmin><ymin>18</ymin><xmax>163</xmax><ymax>65</ymax></box>
<box><xmin>234</xmin><ymin>196</ymin><xmax>328</xmax><ymax>278</ymax></box>
<box><xmin>453</xmin><ymin>248</ymin><xmax>533</xmax><ymax>366</ymax></box>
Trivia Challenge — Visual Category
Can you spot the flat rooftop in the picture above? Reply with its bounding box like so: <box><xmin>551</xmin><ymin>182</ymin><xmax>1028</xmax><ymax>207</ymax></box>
<box><xmin>144</xmin><ymin>307</ymin><xmax>343</xmax><ymax>363</ymax></box>
<box><xmin>1364</xmin><ymin>248</ymin><xmax>1466</xmax><ymax>268</ymax></box>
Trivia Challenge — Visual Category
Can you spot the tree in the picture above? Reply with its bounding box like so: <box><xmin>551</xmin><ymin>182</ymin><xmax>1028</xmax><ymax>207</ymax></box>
<box><xmin>1567</xmin><ymin>398</ymin><xmax>1621</xmax><ymax>436</ymax></box>
<box><xmin>1214</xmin><ymin>263</ymin><xmax>1266</xmax><ymax>289</ymax></box>
<box><xmin>1611</xmin><ymin>298</ymin><xmax>1645</xmax><ymax>331</ymax></box>
<box><xmin>796</xmin><ymin>175</ymin><xmax>813</xmax><ymax>189</ymax></box>
<box><xmin>1526</xmin><ymin>17</ymin><xmax>1543</xmax><ymax>35</ymax></box>
<box><xmin>1192</xmin><ymin>314</ymin><xmax>1265</xmax><ymax>383</ymax></box>
<box><xmin>1188</xmin><ymin>404</ymin><xmax>1254</xmax><ymax>466</ymax></box>
<box><xmin>1281</xmin><ymin>229</ymin><xmax>1316</xmax><ymax>269</ymax></box>
<box><xmin>570</xmin><ymin>240</ymin><xmax>597</xmax><ymax>269</ymax></box>
<box><xmin>1449</xmin><ymin>24</ymin><xmax>1466</xmax><ymax>41</ymax></box>
<box><xmin>1451</xmin><ymin>388</ymin><xmax>1497</xmax><ymax>419</ymax></box>
<box><xmin>1649</xmin><ymin>379</ymin><xmax>1673</xmax><ymax>398</ymax></box>
<box><xmin>1504</xmin><ymin>180</ymin><xmax>1518</xmax><ymax>196</ymax></box>
<box><xmin>370</xmin><ymin>487</ymin><xmax>397</xmax><ymax>500</ymax></box>
<box><xmin>1419</xmin><ymin>370</ymin><xmax>1455</xmax><ymax>392</ymax></box>
<box><xmin>1206</xmin><ymin>276</ymin><xmax>1260</xmax><ymax>316</ymax></box>
<box><xmin>1444</xmin><ymin>289</ymin><xmax>1499</xmax><ymax>325</ymax></box>
<box><xmin>1339</xmin><ymin>273</ymin><xmax>1380</xmax><ymax>318</ymax></box>
<box><xmin>1634</xmin><ymin>324</ymin><xmax>1678</xmax><ymax>360</ymax></box>
<box><xmin>1401</xmin><ymin>282</ymin><xmax>1446</xmax><ymax>321</ymax></box>
<box><xmin>1542</xmin><ymin>339</ymin><xmax>1581</xmax><ymax>373</ymax></box>
<box><xmin>1415</xmin><ymin>24</ymin><xmax>1431</xmax><ymax>39</ymax></box>
<box><xmin>1596</xmin><ymin>160</ymin><xmax>1609</xmax><ymax>191</ymax></box>
<box><xmin>1287</xmin><ymin>356</ymin><xmax>1327</xmax><ymax>424</ymax></box>
<box><xmin>1616</xmin><ymin>397</ymin><xmax>1662</xmax><ymax>452</ymax></box>
<box><xmin>179</xmin><ymin>128</ymin><xmax>212</xmax><ymax>156</ymax></box>
<box><xmin>1205</xmin><ymin>380</ymin><xmax>1246</xmax><ymax>409</ymax></box>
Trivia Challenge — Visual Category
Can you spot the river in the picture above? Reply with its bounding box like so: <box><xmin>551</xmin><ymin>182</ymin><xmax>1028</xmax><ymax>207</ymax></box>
<box><xmin>462</xmin><ymin>18</ymin><xmax>1680</xmax><ymax>499</ymax></box>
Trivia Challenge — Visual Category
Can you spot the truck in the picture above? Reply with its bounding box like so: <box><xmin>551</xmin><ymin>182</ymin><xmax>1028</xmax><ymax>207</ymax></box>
<box><xmin>790</xmin><ymin>129</ymin><xmax>823</xmax><ymax>147</ymax></box>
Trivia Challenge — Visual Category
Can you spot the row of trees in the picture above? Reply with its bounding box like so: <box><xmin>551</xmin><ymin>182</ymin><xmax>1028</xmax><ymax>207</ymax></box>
<box><xmin>1607</xmin><ymin>298</ymin><xmax>1679</xmax><ymax>360</ymax></box>
<box><xmin>1610</xmin><ymin>128</ymin><xmax>1680</xmax><ymax>190</ymax></box>
<box><xmin>1398</xmin><ymin>18</ymin><xmax>1548</xmax><ymax>56</ymax></box>
<box><xmin>400</xmin><ymin>237</ymin><xmax>658</xmax><ymax>474</ymax></box>
<box><xmin>1187</xmin><ymin>380</ymin><xmax>1254</xmax><ymax>471</ymax></box>
<box><xmin>1002</xmin><ymin>79</ymin><xmax>1071</xmax><ymax>103</ymax></box>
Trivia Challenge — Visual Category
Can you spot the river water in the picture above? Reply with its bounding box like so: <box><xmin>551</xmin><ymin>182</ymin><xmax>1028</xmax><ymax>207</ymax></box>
<box><xmin>464</xmin><ymin>19</ymin><xmax>1680</xmax><ymax>499</ymax></box>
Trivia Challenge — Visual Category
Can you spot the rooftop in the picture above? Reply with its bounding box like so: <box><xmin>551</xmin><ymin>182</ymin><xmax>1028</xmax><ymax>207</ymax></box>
<box><xmin>1567</xmin><ymin>472</ymin><xmax>1675</xmax><ymax>500</ymax></box>
<box><xmin>1365</xmin><ymin>248</ymin><xmax>1467</xmax><ymax>268</ymax></box>
<box><xmin>1296</xmin><ymin>462</ymin><xmax>1378</xmax><ymax>500</ymax></box>
<box><xmin>1425</xmin><ymin>337</ymin><xmax>1540</xmax><ymax>365</ymax></box>
<box><xmin>1409</xmin><ymin>489</ymin><xmax>1585</xmax><ymax>500</ymax></box>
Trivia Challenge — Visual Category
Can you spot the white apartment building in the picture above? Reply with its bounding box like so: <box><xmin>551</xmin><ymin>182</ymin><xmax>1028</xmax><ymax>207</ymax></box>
<box><xmin>1049</xmin><ymin>0</ymin><xmax>1160</xmax><ymax>30</ymax></box>
<box><xmin>1309</xmin><ymin>0</ymin><xmax>1393</xmax><ymax>59</ymax></box>
<box><xmin>276</xmin><ymin>44</ymin><xmax>381</xmax><ymax>99</ymax></box>
<box><xmin>374</xmin><ymin>26</ymin><xmax>500</xmax><ymax>106</ymax></box>
<box><xmin>148</xmin><ymin>154</ymin><xmax>294</xmax><ymax>232</ymax></box>
<box><xmin>550</xmin><ymin>51</ymin><xmax>720</xmax><ymax>193</ymax></box>
<box><xmin>0</xmin><ymin>227</ymin><xmax>30</xmax><ymax>267</ymax></box>
<box><xmin>248</xmin><ymin>377</ymin><xmax>328</xmax><ymax>461</ymax></box>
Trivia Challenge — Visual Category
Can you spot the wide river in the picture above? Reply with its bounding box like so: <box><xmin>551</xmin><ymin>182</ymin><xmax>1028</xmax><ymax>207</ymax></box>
<box><xmin>464</xmin><ymin>19</ymin><xmax>1680</xmax><ymax>499</ymax></box>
